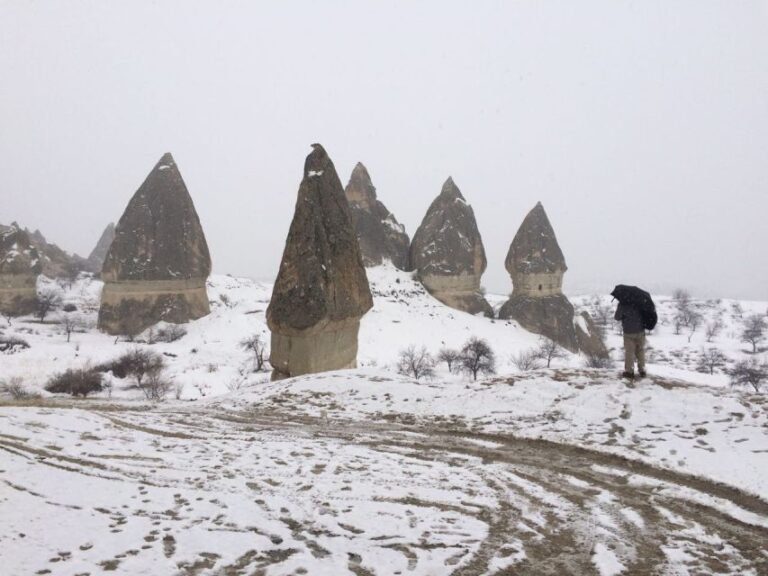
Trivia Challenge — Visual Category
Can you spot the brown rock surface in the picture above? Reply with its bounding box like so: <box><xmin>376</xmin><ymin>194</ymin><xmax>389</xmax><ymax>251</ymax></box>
<box><xmin>345</xmin><ymin>162</ymin><xmax>410</xmax><ymax>269</ymax></box>
<box><xmin>267</xmin><ymin>144</ymin><xmax>373</xmax><ymax>379</ymax></box>
<box><xmin>98</xmin><ymin>153</ymin><xmax>211</xmax><ymax>335</ymax></box>
<box><xmin>0</xmin><ymin>223</ymin><xmax>41</xmax><ymax>315</ymax></box>
<box><xmin>409</xmin><ymin>178</ymin><xmax>492</xmax><ymax>316</ymax></box>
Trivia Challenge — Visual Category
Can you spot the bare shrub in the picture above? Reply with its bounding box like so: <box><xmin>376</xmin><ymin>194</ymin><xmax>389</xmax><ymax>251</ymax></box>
<box><xmin>142</xmin><ymin>370</ymin><xmax>173</xmax><ymax>401</ymax></box>
<box><xmin>460</xmin><ymin>337</ymin><xmax>496</xmax><ymax>381</ymax></box>
<box><xmin>174</xmin><ymin>382</ymin><xmax>185</xmax><ymax>400</ymax></box>
<box><xmin>60</xmin><ymin>312</ymin><xmax>86</xmax><ymax>343</ymax></box>
<box><xmin>704</xmin><ymin>321</ymin><xmax>722</xmax><ymax>343</ymax></box>
<box><xmin>583</xmin><ymin>352</ymin><xmax>614</xmax><ymax>369</ymax></box>
<box><xmin>45</xmin><ymin>368</ymin><xmax>103</xmax><ymax>397</ymax></box>
<box><xmin>729</xmin><ymin>358</ymin><xmax>767</xmax><ymax>393</ymax></box>
<box><xmin>156</xmin><ymin>324</ymin><xmax>187</xmax><ymax>343</ymax></box>
<box><xmin>240</xmin><ymin>334</ymin><xmax>268</xmax><ymax>372</ymax></box>
<box><xmin>397</xmin><ymin>345</ymin><xmax>436</xmax><ymax>380</ymax></box>
<box><xmin>511</xmin><ymin>349</ymin><xmax>543</xmax><ymax>372</ymax></box>
<box><xmin>36</xmin><ymin>287</ymin><xmax>62</xmax><ymax>323</ymax></box>
<box><xmin>1</xmin><ymin>376</ymin><xmax>39</xmax><ymax>400</ymax></box>
<box><xmin>0</xmin><ymin>335</ymin><xmax>30</xmax><ymax>354</ymax></box>
<box><xmin>437</xmin><ymin>348</ymin><xmax>461</xmax><ymax>373</ymax></box>
<box><xmin>741</xmin><ymin>314</ymin><xmax>766</xmax><ymax>354</ymax></box>
<box><xmin>534</xmin><ymin>337</ymin><xmax>566</xmax><ymax>368</ymax></box>
<box><xmin>696</xmin><ymin>348</ymin><xmax>727</xmax><ymax>375</ymax></box>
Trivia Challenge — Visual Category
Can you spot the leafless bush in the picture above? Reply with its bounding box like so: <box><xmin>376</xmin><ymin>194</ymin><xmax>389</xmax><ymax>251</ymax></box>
<box><xmin>45</xmin><ymin>368</ymin><xmax>103</xmax><ymax>397</ymax></box>
<box><xmin>0</xmin><ymin>335</ymin><xmax>30</xmax><ymax>354</ymax></box>
<box><xmin>397</xmin><ymin>345</ymin><xmax>436</xmax><ymax>380</ymax></box>
<box><xmin>696</xmin><ymin>348</ymin><xmax>727</xmax><ymax>375</ymax></box>
<box><xmin>437</xmin><ymin>348</ymin><xmax>461</xmax><ymax>373</ymax></box>
<box><xmin>141</xmin><ymin>370</ymin><xmax>173</xmax><ymax>401</ymax></box>
<box><xmin>174</xmin><ymin>382</ymin><xmax>185</xmax><ymax>400</ymax></box>
<box><xmin>459</xmin><ymin>337</ymin><xmax>496</xmax><ymax>381</ymax></box>
<box><xmin>729</xmin><ymin>358</ymin><xmax>767</xmax><ymax>393</ymax></box>
<box><xmin>156</xmin><ymin>324</ymin><xmax>187</xmax><ymax>343</ymax></box>
<box><xmin>60</xmin><ymin>312</ymin><xmax>86</xmax><ymax>343</ymax></box>
<box><xmin>36</xmin><ymin>287</ymin><xmax>62</xmax><ymax>322</ymax></box>
<box><xmin>534</xmin><ymin>337</ymin><xmax>566</xmax><ymax>368</ymax></box>
<box><xmin>704</xmin><ymin>321</ymin><xmax>722</xmax><ymax>343</ymax></box>
<box><xmin>240</xmin><ymin>334</ymin><xmax>268</xmax><ymax>372</ymax></box>
<box><xmin>511</xmin><ymin>349</ymin><xmax>543</xmax><ymax>372</ymax></box>
<box><xmin>1</xmin><ymin>376</ymin><xmax>39</xmax><ymax>400</ymax></box>
<box><xmin>583</xmin><ymin>352</ymin><xmax>614</xmax><ymax>369</ymax></box>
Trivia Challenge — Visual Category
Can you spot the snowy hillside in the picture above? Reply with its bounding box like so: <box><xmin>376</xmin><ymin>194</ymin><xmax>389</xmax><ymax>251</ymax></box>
<box><xmin>1</xmin><ymin>265</ymin><xmax>767</xmax><ymax>575</ymax></box>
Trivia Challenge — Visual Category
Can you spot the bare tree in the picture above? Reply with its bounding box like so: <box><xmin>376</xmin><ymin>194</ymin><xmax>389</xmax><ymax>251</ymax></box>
<box><xmin>704</xmin><ymin>321</ymin><xmax>722</xmax><ymax>343</ymax></box>
<box><xmin>511</xmin><ymin>349</ymin><xmax>543</xmax><ymax>372</ymax></box>
<box><xmin>124</xmin><ymin>348</ymin><xmax>165</xmax><ymax>390</ymax></box>
<box><xmin>36</xmin><ymin>287</ymin><xmax>62</xmax><ymax>323</ymax></box>
<box><xmin>396</xmin><ymin>345</ymin><xmax>435</xmax><ymax>380</ymax></box>
<box><xmin>142</xmin><ymin>370</ymin><xmax>173</xmax><ymax>401</ymax></box>
<box><xmin>240</xmin><ymin>333</ymin><xmax>268</xmax><ymax>372</ymax></box>
<box><xmin>696</xmin><ymin>348</ymin><xmax>727</xmax><ymax>375</ymax></box>
<box><xmin>729</xmin><ymin>358</ymin><xmax>767</xmax><ymax>393</ymax></box>
<box><xmin>741</xmin><ymin>314</ymin><xmax>766</xmax><ymax>354</ymax></box>
<box><xmin>459</xmin><ymin>337</ymin><xmax>496</xmax><ymax>381</ymax></box>
<box><xmin>687</xmin><ymin>311</ymin><xmax>703</xmax><ymax>343</ymax></box>
<box><xmin>534</xmin><ymin>337</ymin><xmax>566</xmax><ymax>368</ymax></box>
<box><xmin>437</xmin><ymin>348</ymin><xmax>461</xmax><ymax>373</ymax></box>
<box><xmin>60</xmin><ymin>312</ymin><xmax>85</xmax><ymax>343</ymax></box>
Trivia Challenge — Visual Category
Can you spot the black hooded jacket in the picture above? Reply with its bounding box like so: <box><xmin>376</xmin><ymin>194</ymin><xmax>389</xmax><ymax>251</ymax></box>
<box><xmin>615</xmin><ymin>303</ymin><xmax>644</xmax><ymax>335</ymax></box>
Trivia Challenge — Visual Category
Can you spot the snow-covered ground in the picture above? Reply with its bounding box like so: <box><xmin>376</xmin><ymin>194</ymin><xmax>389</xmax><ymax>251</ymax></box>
<box><xmin>1</xmin><ymin>264</ymin><xmax>767</xmax><ymax>575</ymax></box>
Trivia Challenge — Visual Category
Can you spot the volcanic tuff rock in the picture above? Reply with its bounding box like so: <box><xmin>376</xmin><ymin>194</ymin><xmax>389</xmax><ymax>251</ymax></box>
<box><xmin>267</xmin><ymin>144</ymin><xmax>373</xmax><ymax>379</ymax></box>
<box><xmin>499</xmin><ymin>203</ymin><xmax>607</xmax><ymax>356</ymax></box>
<box><xmin>345</xmin><ymin>162</ymin><xmax>410</xmax><ymax>269</ymax></box>
<box><xmin>98</xmin><ymin>153</ymin><xmax>212</xmax><ymax>335</ymax></box>
<box><xmin>86</xmin><ymin>222</ymin><xmax>115</xmax><ymax>275</ymax></box>
<box><xmin>409</xmin><ymin>177</ymin><xmax>493</xmax><ymax>317</ymax></box>
<box><xmin>0</xmin><ymin>223</ymin><xmax>41</xmax><ymax>315</ymax></box>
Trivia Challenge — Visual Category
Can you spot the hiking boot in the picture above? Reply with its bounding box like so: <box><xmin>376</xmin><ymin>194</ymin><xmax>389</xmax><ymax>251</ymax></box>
<box><xmin>621</xmin><ymin>371</ymin><xmax>635</xmax><ymax>379</ymax></box>
<box><xmin>639</xmin><ymin>370</ymin><xmax>647</xmax><ymax>378</ymax></box>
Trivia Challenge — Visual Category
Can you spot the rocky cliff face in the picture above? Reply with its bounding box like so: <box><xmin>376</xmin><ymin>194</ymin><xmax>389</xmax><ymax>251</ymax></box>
<box><xmin>345</xmin><ymin>162</ymin><xmax>410</xmax><ymax>270</ymax></box>
<box><xmin>267</xmin><ymin>144</ymin><xmax>373</xmax><ymax>379</ymax></box>
<box><xmin>98</xmin><ymin>153</ymin><xmax>211</xmax><ymax>335</ymax></box>
<box><xmin>0</xmin><ymin>223</ymin><xmax>41</xmax><ymax>315</ymax></box>
<box><xmin>409</xmin><ymin>178</ymin><xmax>492</xmax><ymax>317</ymax></box>
<box><xmin>499</xmin><ymin>203</ymin><xmax>607</xmax><ymax>356</ymax></box>
<box><xmin>86</xmin><ymin>222</ymin><xmax>115</xmax><ymax>275</ymax></box>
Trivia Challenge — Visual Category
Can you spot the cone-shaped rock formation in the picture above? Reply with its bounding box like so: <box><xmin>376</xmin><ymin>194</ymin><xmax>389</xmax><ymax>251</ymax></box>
<box><xmin>98</xmin><ymin>153</ymin><xmax>211</xmax><ymax>335</ymax></box>
<box><xmin>345</xmin><ymin>162</ymin><xmax>410</xmax><ymax>269</ymax></box>
<box><xmin>267</xmin><ymin>144</ymin><xmax>373</xmax><ymax>380</ymax></box>
<box><xmin>499</xmin><ymin>203</ymin><xmax>606</xmax><ymax>356</ymax></box>
<box><xmin>86</xmin><ymin>222</ymin><xmax>115</xmax><ymax>275</ymax></box>
<box><xmin>0</xmin><ymin>223</ymin><xmax>41</xmax><ymax>315</ymax></box>
<box><xmin>409</xmin><ymin>178</ymin><xmax>493</xmax><ymax>317</ymax></box>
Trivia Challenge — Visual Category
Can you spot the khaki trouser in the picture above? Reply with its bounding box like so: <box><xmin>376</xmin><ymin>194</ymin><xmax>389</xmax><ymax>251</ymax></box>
<box><xmin>623</xmin><ymin>332</ymin><xmax>646</xmax><ymax>373</ymax></box>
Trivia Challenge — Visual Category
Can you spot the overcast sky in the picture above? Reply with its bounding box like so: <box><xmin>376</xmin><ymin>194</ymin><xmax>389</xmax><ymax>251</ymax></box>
<box><xmin>1</xmin><ymin>1</ymin><xmax>766</xmax><ymax>300</ymax></box>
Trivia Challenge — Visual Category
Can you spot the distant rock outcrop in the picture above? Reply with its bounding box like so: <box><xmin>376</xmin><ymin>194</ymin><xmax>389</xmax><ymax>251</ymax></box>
<box><xmin>409</xmin><ymin>178</ymin><xmax>492</xmax><ymax>317</ymax></box>
<box><xmin>499</xmin><ymin>202</ymin><xmax>607</xmax><ymax>356</ymax></box>
<box><xmin>86</xmin><ymin>222</ymin><xmax>115</xmax><ymax>275</ymax></box>
<box><xmin>98</xmin><ymin>153</ymin><xmax>212</xmax><ymax>335</ymax></box>
<box><xmin>267</xmin><ymin>144</ymin><xmax>373</xmax><ymax>379</ymax></box>
<box><xmin>13</xmin><ymin>226</ymin><xmax>89</xmax><ymax>279</ymax></box>
<box><xmin>0</xmin><ymin>223</ymin><xmax>41</xmax><ymax>315</ymax></box>
<box><xmin>345</xmin><ymin>162</ymin><xmax>410</xmax><ymax>269</ymax></box>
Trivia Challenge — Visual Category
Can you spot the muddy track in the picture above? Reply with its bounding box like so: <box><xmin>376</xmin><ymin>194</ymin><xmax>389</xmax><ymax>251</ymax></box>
<box><xmin>235</xmin><ymin>408</ymin><xmax>768</xmax><ymax>575</ymax></box>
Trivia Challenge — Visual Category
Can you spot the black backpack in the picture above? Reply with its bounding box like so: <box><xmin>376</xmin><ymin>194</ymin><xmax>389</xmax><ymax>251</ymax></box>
<box><xmin>611</xmin><ymin>285</ymin><xmax>657</xmax><ymax>331</ymax></box>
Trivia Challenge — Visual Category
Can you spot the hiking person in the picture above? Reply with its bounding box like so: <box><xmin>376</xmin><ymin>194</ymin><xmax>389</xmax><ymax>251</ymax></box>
<box><xmin>610</xmin><ymin>285</ymin><xmax>657</xmax><ymax>380</ymax></box>
<box><xmin>614</xmin><ymin>301</ymin><xmax>646</xmax><ymax>378</ymax></box>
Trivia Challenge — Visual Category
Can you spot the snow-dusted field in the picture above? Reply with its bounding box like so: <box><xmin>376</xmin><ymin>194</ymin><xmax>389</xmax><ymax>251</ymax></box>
<box><xmin>1</xmin><ymin>265</ymin><xmax>767</xmax><ymax>575</ymax></box>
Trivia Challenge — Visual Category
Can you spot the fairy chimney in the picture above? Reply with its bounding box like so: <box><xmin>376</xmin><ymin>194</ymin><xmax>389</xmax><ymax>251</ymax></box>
<box><xmin>499</xmin><ymin>202</ymin><xmax>606</xmax><ymax>356</ymax></box>
<box><xmin>86</xmin><ymin>222</ymin><xmax>115</xmax><ymax>275</ymax></box>
<box><xmin>97</xmin><ymin>153</ymin><xmax>211</xmax><ymax>335</ymax></box>
<box><xmin>0</xmin><ymin>223</ymin><xmax>41</xmax><ymax>316</ymax></box>
<box><xmin>267</xmin><ymin>144</ymin><xmax>373</xmax><ymax>380</ymax></box>
<box><xmin>409</xmin><ymin>177</ymin><xmax>493</xmax><ymax>317</ymax></box>
<box><xmin>345</xmin><ymin>162</ymin><xmax>410</xmax><ymax>269</ymax></box>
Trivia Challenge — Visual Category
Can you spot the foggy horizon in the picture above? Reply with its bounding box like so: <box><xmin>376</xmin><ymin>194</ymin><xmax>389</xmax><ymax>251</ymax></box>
<box><xmin>2</xmin><ymin>1</ymin><xmax>766</xmax><ymax>300</ymax></box>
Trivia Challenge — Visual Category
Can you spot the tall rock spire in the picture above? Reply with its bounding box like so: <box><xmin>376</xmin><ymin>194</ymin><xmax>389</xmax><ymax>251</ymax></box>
<box><xmin>267</xmin><ymin>144</ymin><xmax>373</xmax><ymax>379</ymax></box>
<box><xmin>0</xmin><ymin>223</ymin><xmax>41</xmax><ymax>316</ymax></box>
<box><xmin>499</xmin><ymin>203</ymin><xmax>606</xmax><ymax>356</ymax></box>
<box><xmin>409</xmin><ymin>177</ymin><xmax>493</xmax><ymax>317</ymax></box>
<box><xmin>345</xmin><ymin>162</ymin><xmax>410</xmax><ymax>270</ymax></box>
<box><xmin>98</xmin><ymin>153</ymin><xmax>211</xmax><ymax>335</ymax></box>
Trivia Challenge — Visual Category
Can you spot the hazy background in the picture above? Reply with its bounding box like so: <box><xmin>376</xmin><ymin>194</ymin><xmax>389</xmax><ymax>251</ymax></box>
<box><xmin>1</xmin><ymin>1</ymin><xmax>766</xmax><ymax>299</ymax></box>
